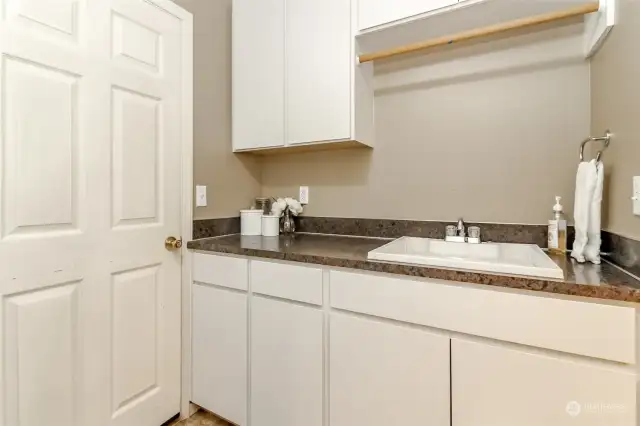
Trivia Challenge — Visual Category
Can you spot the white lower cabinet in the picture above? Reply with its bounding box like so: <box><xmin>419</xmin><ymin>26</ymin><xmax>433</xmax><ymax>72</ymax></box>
<box><xmin>250</xmin><ymin>296</ymin><xmax>324</xmax><ymax>426</ymax></box>
<box><xmin>451</xmin><ymin>338</ymin><xmax>638</xmax><ymax>426</ymax></box>
<box><xmin>191</xmin><ymin>284</ymin><xmax>247</xmax><ymax>425</ymax></box>
<box><xmin>191</xmin><ymin>255</ymin><xmax>639</xmax><ymax>426</ymax></box>
<box><xmin>330</xmin><ymin>312</ymin><xmax>451</xmax><ymax>426</ymax></box>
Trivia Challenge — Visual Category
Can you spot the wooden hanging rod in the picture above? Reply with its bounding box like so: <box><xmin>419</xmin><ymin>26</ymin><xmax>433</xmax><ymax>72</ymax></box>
<box><xmin>358</xmin><ymin>2</ymin><xmax>600</xmax><ymax>63</ymax></box>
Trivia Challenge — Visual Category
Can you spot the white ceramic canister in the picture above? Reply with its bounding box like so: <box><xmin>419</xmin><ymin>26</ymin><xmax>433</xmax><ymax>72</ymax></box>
<box><xmin>261</xmin><ymin>214</ymin><xmax>280</xmax><ymax>237</ymax></box>
<box><xmin>240</xmin><ymin>209</ymin><xmax>263</xmax><ymax>236</ymax></box>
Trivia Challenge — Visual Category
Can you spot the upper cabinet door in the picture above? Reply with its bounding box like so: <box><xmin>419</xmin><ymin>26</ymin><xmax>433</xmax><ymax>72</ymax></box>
<box><xmin>358</xmin><ymin>0</ymin><xmax>458</xmax><ymax>31</ymax></box>
<box><xmin>232</xmin><ymin>0</ymin><xmax>285</xmax><ymax>150</ymax></box>
<box><xmin>286</xmin><ymin>0</ymin><xmax>352</xmax><ymax>144</ymax></box>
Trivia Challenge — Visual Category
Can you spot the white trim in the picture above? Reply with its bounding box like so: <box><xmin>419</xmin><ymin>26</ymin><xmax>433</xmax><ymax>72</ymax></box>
<box><xmin>145</xmin><ymin>0</ymin><xmax>191</xmax><ymax>18</ymax></box>
<box><xmin>146</xmin><ymin>0</ymin><xmax>194</xmax><ymax>420</ymax></box>
<box><xmin>179</xmin><ymin>9</ymin><xmax>194</xmax><ymax>421</ymax></box>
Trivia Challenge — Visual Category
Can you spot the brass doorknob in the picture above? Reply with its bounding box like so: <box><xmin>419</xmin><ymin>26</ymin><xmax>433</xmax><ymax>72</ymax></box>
<box><xmin>165</xmin><ymin>237</ymin><xmax>183</xmax><ymax>251</ymax></box>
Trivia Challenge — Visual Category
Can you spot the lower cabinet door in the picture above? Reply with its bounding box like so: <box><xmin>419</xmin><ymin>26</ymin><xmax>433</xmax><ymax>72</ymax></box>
<box><xmin>191</xmin><ymin>284</ymin><xmax>247</xmax><ymax>425</ymax></box>
<box><xmin>452</xmin><ymin>338</ymin><xmax>637</xmax><ymax>426</ymax></box>
<box><xmin>330</xmin><ymin>312</ymin><xmax>451</xmax><ymax>426</ymax></box>
<box><xmin>251</xmin><ymin>296</ymin><xmax>323</xmax><ymax>426</ymax></box>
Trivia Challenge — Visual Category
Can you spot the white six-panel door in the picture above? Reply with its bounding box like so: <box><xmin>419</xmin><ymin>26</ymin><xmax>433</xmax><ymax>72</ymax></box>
<box><xmin>0</xmin><ymin>0</ymin><xmax>189</xmax><ymax>425</ymax></box>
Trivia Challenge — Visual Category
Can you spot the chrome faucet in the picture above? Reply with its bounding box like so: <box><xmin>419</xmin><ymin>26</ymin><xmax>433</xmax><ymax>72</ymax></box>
<box><xmin>456</xmin><ymin>218</ymin><xmax>466</xmax><ymax>237</ymax></box>
<box><xmin>445</xmin><ymin>218</ymin><xmax>481</xmax><ymax>244</ymax></box>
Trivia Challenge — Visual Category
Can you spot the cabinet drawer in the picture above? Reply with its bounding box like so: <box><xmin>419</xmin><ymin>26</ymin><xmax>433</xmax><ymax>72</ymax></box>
<box><xmin>330</xmin><ymin>270</ymin><xmax>637</xmax><ymax>363</ymax></box>
<box><xmin>251</xmin><ymin>260</ymin><xmax>323</xmax><ymax>305</ymax></box>
<box><xmin>193</xmin><ymin>253</ymin><xmax>248</xmax><ymax>291</ymax></box>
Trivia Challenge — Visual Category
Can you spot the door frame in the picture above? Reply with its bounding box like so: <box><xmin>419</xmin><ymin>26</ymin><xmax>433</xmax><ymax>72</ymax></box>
<box><xmin>143</xmin><ymin>0</ymin><xmax>194</xmax><ymax>420</ymax></box>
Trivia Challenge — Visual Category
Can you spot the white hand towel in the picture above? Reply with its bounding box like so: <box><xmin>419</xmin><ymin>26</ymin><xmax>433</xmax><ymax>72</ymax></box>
<box><xmin>571</xmin><ymin>160</ymin><xmax>598</xmax><ymax>263</ymax></box>
<box><xmin>584</xmin><ymin>161</ymin><xmax>604</xmax><ymax>264</ymax></box>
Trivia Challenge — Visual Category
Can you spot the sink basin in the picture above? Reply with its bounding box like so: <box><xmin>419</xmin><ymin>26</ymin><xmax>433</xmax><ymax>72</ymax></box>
<box><xmin>368</xmin><ymin>237</ymin><xmax>563</xmax><ymax>279</ymax></box>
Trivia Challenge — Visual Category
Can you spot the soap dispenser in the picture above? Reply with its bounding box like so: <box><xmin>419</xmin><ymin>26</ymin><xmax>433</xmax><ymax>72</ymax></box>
<box><xmin>548</xmin><ymin>196</ymin><xmax>567</xmax><ymax>254</ymax></box>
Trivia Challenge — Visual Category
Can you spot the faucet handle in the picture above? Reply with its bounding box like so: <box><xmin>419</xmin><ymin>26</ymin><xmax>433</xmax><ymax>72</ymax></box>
<box><xmin>468</xmin><ymin>226</ymin><xmax>481</xmax><ymax>239</ymax></box>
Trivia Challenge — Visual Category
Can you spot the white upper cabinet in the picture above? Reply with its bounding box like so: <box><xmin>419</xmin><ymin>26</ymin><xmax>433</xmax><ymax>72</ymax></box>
<box><xmin>286</xmin><ymin>0</ymin><xmax>351</xmax><ymax>144</ymax></box>
<box><xmin>358</xmin><ymin>0</ymin><xmax>458</xmax><ymax>31</ymax></box>
<box><xmin>232</xmin><ymin>0</ymin><xmax>374</xmax><ymax>152</ymax></box>
<box><xmin>232</xmin><ymin>0</ymin><xmax>285</xmax><ymax>150</ymax></box>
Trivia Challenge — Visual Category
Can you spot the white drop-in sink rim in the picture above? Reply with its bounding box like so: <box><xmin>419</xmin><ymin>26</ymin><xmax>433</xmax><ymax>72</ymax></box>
<box><xmin>367</xmin><ymin>237</ymin><xmax>564</xmax><ymax>280</ymax></box>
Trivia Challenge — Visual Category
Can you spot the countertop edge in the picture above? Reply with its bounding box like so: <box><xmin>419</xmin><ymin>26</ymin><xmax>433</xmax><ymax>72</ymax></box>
<box><xmin>187</xmin><ymin>236</ymin><xmax>640</xmax><ymax>304</ymax></box>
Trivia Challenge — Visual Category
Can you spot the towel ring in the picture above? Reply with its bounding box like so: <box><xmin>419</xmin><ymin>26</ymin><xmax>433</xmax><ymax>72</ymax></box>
<box><xmin>580</xmin><ymin>130</ymin><xmax>612</xmax><ymax>162</ymax></box>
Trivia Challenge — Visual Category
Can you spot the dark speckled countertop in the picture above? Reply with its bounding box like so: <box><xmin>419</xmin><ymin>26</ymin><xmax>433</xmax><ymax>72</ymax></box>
<box><xmin>187</xmin><ymin>233</ymin><xmax>640</xmax><ymax>303</ymax></box>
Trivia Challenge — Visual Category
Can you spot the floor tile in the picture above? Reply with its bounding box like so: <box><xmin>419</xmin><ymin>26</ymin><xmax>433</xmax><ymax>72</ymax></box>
<box><xmin>169</xmin><ymin>410</ymin><xmax>232</xmax><ymax>426</ymax></box>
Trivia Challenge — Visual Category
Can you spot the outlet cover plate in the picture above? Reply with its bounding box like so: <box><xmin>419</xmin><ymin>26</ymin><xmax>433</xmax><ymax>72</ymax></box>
<box><xmin>196</xmin><ymin>185</ymin><xmax>207</xmax><ymax>207</ymax></box>
<box><xmin>299</xmin><ymin>186</ymin><xmax>309</xmax><ymax>204</ymax></box>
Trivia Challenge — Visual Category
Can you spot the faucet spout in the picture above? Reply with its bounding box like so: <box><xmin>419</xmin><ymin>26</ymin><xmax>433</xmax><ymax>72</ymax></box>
<box><xmin>456</xmin><ymin>218</ymin><xmax>466</xmax><ymax>237</ymax></box>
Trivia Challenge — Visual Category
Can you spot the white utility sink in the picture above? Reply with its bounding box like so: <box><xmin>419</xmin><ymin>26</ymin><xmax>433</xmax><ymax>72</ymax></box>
<box><xmin>368</xmin><ymin>237</ymin><xmax>564</xmax><ymax>279</ymax></box>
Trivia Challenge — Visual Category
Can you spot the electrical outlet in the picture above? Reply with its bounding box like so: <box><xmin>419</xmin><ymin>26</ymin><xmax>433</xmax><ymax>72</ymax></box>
<box><xmin>299</xmin><ymin>186</ymin><xmax>309</xmax><ymax>204</ymax></box>
<box><xmin>633</xmin><ymin>177</ymin><xmax>640</xmax><ymax>216</ymax></box>
<box><xmin>196</xmin><ymin>185</ymin><xmax>207</xmax><ymax>207</ymax></box>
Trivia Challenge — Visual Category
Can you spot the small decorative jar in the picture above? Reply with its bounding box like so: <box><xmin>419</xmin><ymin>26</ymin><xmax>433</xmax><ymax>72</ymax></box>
<box><xmin>262</xmin><ymin>215</ymin><xmax>280</xmax><ymax>237</ymax></box>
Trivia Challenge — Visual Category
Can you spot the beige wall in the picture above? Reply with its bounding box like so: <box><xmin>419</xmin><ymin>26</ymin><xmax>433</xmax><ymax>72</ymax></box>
<box><xmin>591</xmin><ymin>0</ymin><xmax>640</xmax><ymax>240</ymax></box>
<box><xmin>175</xmin><ymin>0</ymin><xmax>261</xmax><ymax>219</ymax></box>
<box><xmin>262</xmin><ymin>23</ymin><xmax>590</xmax><ymax>224</ymax></box>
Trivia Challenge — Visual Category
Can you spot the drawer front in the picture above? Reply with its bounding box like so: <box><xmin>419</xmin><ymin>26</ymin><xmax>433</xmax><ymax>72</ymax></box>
<box><xmin>193</xmin><ymin>253</ymin><xmax>248</xmax><ymax>291</ymax></box>
<box><xmin>251</xmin><ymin>260</ymin><xmax>323</xmax><ymax>305</ymax></box>
<box><xmin>330</xmin><ymin>270</ymin><xmax>637</xmax><ymax>364</ymax></box>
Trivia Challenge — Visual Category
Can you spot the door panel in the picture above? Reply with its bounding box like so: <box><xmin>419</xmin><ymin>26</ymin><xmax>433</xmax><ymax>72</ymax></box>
<box><xmin>0</xmin><ymin>0</ymin><xmax>187</xmax><ymax>425</ymax></box>
<box><xmin>1</xmin><ymin>56</ymin><xmax>80</xmax><ymax>238</ymax></box>
<box><xmin>111</xmin><ymin>265</ymin><xmax>160</xmax><ymax>417</ymax></box>
<box><xmin>107</xmin><ymin>1</ymin><xmax>182</xmax><ymax>425</ymax></box>
<box><xmin>111</xmin><ymin>87</ymin><xmax>161</xmax><ymax>227</ymax></box>
<box><xmin>4</xmin><ymin>0</ymin><xmax>79</xmax><ymax>41</ymax></box>
<box><xmin>111</xmin><ymin>13</ymin><xmax>161</xmax><ymax>73</ymax></box>
<box><xmin>4</xmin><ymin>284</ymin><xmax>79</xmax><ymax>426</ymax></box>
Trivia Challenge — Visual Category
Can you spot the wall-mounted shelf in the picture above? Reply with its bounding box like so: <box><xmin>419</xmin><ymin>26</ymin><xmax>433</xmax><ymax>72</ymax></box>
<box><xmin>356</xmin><ymin>0</ymin><xmax>616</xmax><ymax>62</ymax></box>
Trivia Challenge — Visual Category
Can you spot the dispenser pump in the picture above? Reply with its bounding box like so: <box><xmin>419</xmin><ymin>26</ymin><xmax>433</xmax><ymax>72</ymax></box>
<box><xmin>548</xmin><ymin>195</ymin><xmax>568</xmax><ymax>254</ymax></box>
<box><xmin>553</xmin><ymin>196</ymin><xmax>564</xmax><ymax>218</ymax></box>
